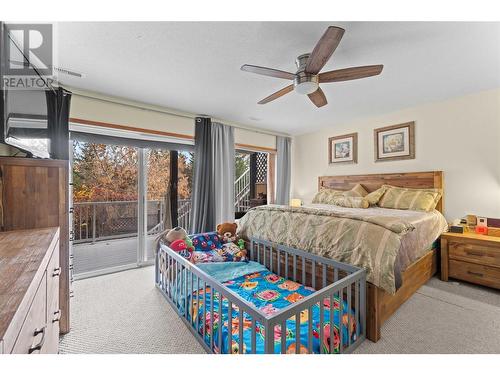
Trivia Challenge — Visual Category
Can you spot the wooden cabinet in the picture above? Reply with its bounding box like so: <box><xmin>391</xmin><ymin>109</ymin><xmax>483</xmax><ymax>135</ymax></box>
<box><xmin>0</xmin><ymin>157</ymin><xmax>70</xmax><ymax>334</ymax></box>
<box><xmin>441</xmin><ymin>232</ymin><xmax>500</xmax><ymax>290</ymax></box>
<box><xmin>0</xmin><ymin>228</ymin><xmax>60</xmax><ymax>354</ymax></box>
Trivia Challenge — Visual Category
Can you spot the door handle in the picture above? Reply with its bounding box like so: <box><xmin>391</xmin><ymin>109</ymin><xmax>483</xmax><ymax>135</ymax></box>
<box><xmin>52</xmin><ymin>267</ymin><xmax>61</xmax><ymax>277</ymax></box>
<box><xmin>28</xmin><ymin>326</ymin><xmax>46</xmax><ymax>353</ymax></box>
<box><xmin>52</xmin><ymin>309</ymin><xmax>61</xmax><ymax>323</ymax></box>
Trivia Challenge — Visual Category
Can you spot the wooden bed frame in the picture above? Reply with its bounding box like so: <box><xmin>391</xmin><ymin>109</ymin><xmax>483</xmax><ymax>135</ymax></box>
<box><xmin>318</xmin><ymin>171</ymin><xmax>444</xmax><ymax>342</ymax></box>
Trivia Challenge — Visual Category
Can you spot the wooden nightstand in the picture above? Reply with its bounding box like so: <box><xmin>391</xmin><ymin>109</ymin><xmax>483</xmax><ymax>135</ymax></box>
<box><xmin>440</xmin><ymin>232</ymin><xmax>500</xmax><ymax>289</ymax></box>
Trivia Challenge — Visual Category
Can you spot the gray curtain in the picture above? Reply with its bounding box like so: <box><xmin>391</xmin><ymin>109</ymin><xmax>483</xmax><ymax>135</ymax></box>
<box><xmin>212</xmin><ymin>122</ymin><xmax>235</xmax><ymax>225</ymax></box>
<box><xmin>190</xmin><ymin>117</ymin><xmax>215</xmax><ymax>233</ymax></box>
<box><xmin>276</xmin><ymin>136</ymin><xmax>292</xmax><ymax>205</ymax></box>
<box><xmin>46</xmin><ymin>87</ymin><xmax>72</xmax><ymax>160</ymax></box>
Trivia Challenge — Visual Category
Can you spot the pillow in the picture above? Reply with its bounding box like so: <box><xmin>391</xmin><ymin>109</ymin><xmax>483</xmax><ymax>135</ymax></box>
<box><xmin>346</xmin><ymin>184</ymin><xmax>368</xmax><ymax>198</ymax></box>
<box><xmin>190</xmin><ymin>232</ymin><xmax>224</xmax><ymax>251</ymax></box>
<box><xmin>331</xmin><ymin>195</ymin><xmax>369</xmax><ymax>209</ymax></box>
<box><xmin>312</xmin><ymin>184</ymin><xmax>367</xmax><ymax>204</ymax></box>
<box><xmin>377</xmin><ymin>185</ymin><xmax>442</xmax><ymax>212</ymax></box>
<box><xmin>312</xmin><ymin>188</ymin><xmax>343</xmax><ymax>204</ymax></box>
<box><xmin>365</xmin><ymin>186</ymin><xmax>388</xmax><ymax>206</ymax></box>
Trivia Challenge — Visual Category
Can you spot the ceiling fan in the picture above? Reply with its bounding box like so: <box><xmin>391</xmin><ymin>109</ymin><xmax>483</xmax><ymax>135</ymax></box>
<box><xmin>241</xmin><ymin>26</ymin><xmax>383</xmax><ymax>108</ymax></box>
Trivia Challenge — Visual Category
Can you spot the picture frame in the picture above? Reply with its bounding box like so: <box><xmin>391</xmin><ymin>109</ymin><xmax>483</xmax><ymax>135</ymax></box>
<box><xmin>374</xmin><ymin>121</ymin><xmax>415</xmax><ymax>162</ymax></box>
<box><xmin>328</xmin><ymin>132</ymin><xmax>357</xmax><ymax>164</ymax></box>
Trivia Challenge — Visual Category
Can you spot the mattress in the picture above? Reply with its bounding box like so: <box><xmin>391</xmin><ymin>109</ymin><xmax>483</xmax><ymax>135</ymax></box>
<box><xmin>186</xmin><ymin>262</ymin><xmax>358</xmax><ymax>354</ymax></box>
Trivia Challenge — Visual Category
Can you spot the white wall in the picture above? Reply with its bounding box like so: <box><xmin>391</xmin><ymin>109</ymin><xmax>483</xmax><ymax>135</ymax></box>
<box><xmin>292</xmin><ymin>89</ymin><xmax>500</xmax><ymax>221</ymax></box>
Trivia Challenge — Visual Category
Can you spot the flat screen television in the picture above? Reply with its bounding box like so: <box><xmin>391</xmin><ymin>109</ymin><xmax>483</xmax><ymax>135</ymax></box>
<box><xmin>0</xmin><ymin>21</ymin><xmax>54</xmax><ymax>158</ymax></box>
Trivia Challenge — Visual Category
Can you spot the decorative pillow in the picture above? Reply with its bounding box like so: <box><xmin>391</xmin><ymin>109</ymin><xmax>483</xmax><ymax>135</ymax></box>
<box><xmin>331</xmin><ymin>195</ymin><xmax>369</xmax><ymax>209</ymax></box>
<box><xmin>377</xmin><ymin>185</ymin><xmax>442</xmax><ymax>212</ymax></box>
<box><xmin>312</xmin><ymin>188</ymin><xmax>343</xmax><ymax>204</ymax></box>
<box><xmin>365</xmin><ymin>186</ymin><xmax>388</xmax><ymax>206</ymax></box>
<box><xmin>346</xmin><ymin>184</ymin><xmax>368</xmax><ymax>198</ymax></box>
<box><xmin>190</xmin><ymin>232</ymin><xmax>223</xmax><ymax>251</ymax></box>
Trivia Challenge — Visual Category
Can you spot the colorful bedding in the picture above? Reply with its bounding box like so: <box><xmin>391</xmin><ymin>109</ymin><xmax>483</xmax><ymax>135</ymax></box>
<box><xmin>187</xmin><ymin>269</ymin><xmax>357</xmax><ymax>354</ymax></box>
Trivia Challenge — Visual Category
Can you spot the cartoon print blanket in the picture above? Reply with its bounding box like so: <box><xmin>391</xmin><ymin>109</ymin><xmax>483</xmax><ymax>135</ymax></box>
<box><xmin>187</xmin><ymin>269</ymin><xmax>357</xmax><ymax>354</ymax></box>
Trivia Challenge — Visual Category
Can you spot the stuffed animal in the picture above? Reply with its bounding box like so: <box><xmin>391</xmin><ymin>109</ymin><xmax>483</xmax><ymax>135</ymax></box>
<box><xmin>216</xmin><ymin>222</ymin><xmax>238</xmax><ymax>243</ymax></box>
<box><xmin>170</xmin><ymin>239</ymin><xmax>188</xmax><ymax>252</ymax></box>
<box><xmin>165</xmin><ymin>227</ymin><xmax>188</xmax><ymax>245</ymax></box>
<box><xmin>170</xmin><ymin>239</ymin><xmax>192</xmax><ymax>260</ymax></box>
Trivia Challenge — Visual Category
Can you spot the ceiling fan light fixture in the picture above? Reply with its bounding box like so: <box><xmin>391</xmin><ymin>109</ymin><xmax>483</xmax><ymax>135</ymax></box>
<box><xmin>294</xmin><ymin>80</ymin><xmax>319</xmax><ymax>95</ymax></box>
<box><xmin>294</xmin><ymin>73</ymin><xmax>319</xmax><ymax>95</ymax></box>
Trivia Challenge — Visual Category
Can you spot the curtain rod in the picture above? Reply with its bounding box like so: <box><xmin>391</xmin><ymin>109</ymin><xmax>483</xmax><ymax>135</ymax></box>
<box><xmin>70</xmin><ymin>91</ymin><xmax>290</xmax><ymax>138</ymax></box>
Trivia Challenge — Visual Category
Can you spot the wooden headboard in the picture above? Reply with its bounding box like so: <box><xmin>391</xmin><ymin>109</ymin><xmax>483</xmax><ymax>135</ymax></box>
<box><xmin>318</xmin><ymin>171</ymin><xmax>444</xmax><ymax>213</ymax></box>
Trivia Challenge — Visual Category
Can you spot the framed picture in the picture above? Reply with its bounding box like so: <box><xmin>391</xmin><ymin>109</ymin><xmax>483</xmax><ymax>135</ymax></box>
<box><xmin>374</xmin><ymin>122</ymin><xmax>415</xmax><ymax>162</ymax></box>
<box><xmin>328</xmin><ymin>132</ymin><xmax>357</xmax><ymax>164</ymax></box>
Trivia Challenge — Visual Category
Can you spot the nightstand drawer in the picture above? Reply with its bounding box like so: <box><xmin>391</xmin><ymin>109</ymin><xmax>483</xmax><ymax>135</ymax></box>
<box><xmin>448</xmin><ymin>241</ymin><xmax>500</xmax><ymax>267</ymax></box>
<box><xmin>449</xmin><ymin>260</ymin><xmax>500</xmax><ymax>289</ymax></box>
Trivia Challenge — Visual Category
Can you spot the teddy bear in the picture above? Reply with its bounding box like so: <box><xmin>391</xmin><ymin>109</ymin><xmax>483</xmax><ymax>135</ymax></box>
<box><xmin>216</xmin><ymin>222</ymin><xmax>238</xmax><ymax>243</ymax></box>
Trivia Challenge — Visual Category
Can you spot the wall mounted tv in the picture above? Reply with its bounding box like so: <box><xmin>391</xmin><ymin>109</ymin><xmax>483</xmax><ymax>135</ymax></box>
<box><xmin>1</xmin><ymin>21</ymin><xmax>55</xmax><ymax>158</ymax></box>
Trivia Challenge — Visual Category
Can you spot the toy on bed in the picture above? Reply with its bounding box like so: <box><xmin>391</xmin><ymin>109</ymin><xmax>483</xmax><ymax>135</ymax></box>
<box><xmin>216</xmin><ymin>222</ymin><xmax>247</xmax><ymax>261</ymax></box>
<box><xmin>187</xmin><ymin>222</ymin><xmax>248</xmax><ymax>264</ymax></box>
<box><xmin>159</xmin><ymin>227</ymin><xmax>194</xmax><ymax>260</ymax></box>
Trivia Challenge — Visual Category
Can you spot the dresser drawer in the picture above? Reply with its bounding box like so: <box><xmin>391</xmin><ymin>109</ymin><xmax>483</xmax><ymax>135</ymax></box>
<box><xmin>448</xmin><ymin>241</ymin><xmax>500</xmax><ymax>267</ymax></box>
<box><xmin>11</xmin><ymin>273</ymin><xmax>47</xmax><ymax>354</ymax></box>
<box><xmin>449</xmin><ymin>260</ymin><xmax>500</xmax><ymax>289</ymax></box>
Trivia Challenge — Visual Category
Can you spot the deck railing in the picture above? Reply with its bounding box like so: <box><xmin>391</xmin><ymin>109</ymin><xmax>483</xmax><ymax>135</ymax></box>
<box><xmin>73</xmin><ymin>166</ymin><xmax>251</xmax><ymax>244</ymax></box>
<box><xmin>73</xmin><ymin>198</ymin><xmax>192</xmax><ymax>244</ymax></box>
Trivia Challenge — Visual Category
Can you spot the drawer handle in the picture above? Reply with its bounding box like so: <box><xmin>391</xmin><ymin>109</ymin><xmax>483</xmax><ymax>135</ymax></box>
<box><xmin>467</xmin><ymin>270</ymin><xmax>484</xmax><ymax>277</ymax></box>
<box><xmin>52</xmin><ymin>268</ymin><xmax>61</xmax><ymax>277</ymax></box>
<box><xmin>52</xmin><ymin>309</ymin><xmax>61</xmax><ymax>323</ymax></box>
<box><xmin>28</xmin><ymin>326</ymin><xmax>46</xmax><ymax>354</ymax></box>
<box><xmin>465</xmin><ymin>250</ymin><xmax>484</xmax><ymax>257</ymax></box>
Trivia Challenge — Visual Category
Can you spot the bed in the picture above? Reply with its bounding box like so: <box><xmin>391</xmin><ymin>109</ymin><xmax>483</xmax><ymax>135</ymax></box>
<box><xmin>156</xmin><ymin>237</ymin><xmax>366</xmax><ymax>354</ymax></box>
<box><xmin>236</xmin><ymin>171</ymin><xmax>447</xmax><ymax>342</ymax></box>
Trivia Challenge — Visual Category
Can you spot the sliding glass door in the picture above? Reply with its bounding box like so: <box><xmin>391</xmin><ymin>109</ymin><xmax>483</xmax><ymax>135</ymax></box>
<box><xmin>71</xmin><ymin>138</ymin><xmax>193</xmax><ymax>278</ymax></box>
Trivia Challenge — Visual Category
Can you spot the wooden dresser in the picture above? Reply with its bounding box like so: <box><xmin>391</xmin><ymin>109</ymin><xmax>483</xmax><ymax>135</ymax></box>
<box><xmin>0</xmin><ymin>157</ymin><xmax>70</xmax><ymax>334</ymax></box>
<box><xmin>441</xmin><ymin>232</ymin><xmax>500</xmax><ymax>289</ymax></box>
<box><xmin>0</xmin><ymin>228</ymin><xmax>60</xmax><ymax>354</ymax></box>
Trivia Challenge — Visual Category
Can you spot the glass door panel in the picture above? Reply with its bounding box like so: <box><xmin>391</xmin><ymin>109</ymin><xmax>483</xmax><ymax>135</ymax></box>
<box><xmin>71</xmin><ymin>140</ymin><xmax>139</xmax><ymax>277</ymax></box>
<box><xmin>178</xmin><ymin>151</ymin><xmax>194</xmax><ymax>231</ymax></box>
<box><xmin>145</xmin><ymin>148</ymin><xmax>171</xmax><ymax>261</ymax></box>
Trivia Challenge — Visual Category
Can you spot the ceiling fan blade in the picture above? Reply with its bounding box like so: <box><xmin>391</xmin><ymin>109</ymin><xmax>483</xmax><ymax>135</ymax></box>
<box><xmin>319</xmin><ymin>65</ymin><xmax>384</xmax><ymax>83</ymax></box>
<box><xmin>307</xmin><ymin>87</ymin><xmax>327</xmax><ymax>107</ymax></box>
<box><xmin>241</xmin><ymin>64</ymin><xmax>295</xmax><ymax>80</ymax></box>
<box><xmin>258</xmin><ymin>85</ymin><xmax>294</xmax><ymax>104</ymax></box>
<box><xmin>305</xmin><ymin>26</ymin><xmax>345</xmax><ymax>74</ymax></box>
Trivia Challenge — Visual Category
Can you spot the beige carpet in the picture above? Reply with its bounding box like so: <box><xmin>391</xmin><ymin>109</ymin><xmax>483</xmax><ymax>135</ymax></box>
<box><xmin>60</xmin><ymin>266</ymin><xmax>500</xmax><ymax>354</ymax></box>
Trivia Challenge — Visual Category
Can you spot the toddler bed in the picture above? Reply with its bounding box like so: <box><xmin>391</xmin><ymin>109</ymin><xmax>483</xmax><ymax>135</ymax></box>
<box><xmin>156</xmin><ymin>237</ymin><xmax>366</xmax><ymax>354</ymax></box>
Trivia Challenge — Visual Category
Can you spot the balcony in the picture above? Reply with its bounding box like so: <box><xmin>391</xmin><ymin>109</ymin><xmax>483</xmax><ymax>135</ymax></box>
<box><xmin>73</xmin><ymin>198</ymin><xmax>192</xmax><ymax>244</ymax></box>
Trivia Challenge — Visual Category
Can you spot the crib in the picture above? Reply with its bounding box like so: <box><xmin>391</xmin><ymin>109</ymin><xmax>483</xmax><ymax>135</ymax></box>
<box><xmin>155</xmin><ymin>237</ymin><xmax>366</xmax><ymax>354</ymax></box>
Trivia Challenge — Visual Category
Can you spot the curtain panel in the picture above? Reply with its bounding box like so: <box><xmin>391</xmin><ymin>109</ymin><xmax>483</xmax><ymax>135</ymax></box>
<box><xmin>190</xmin><ymin>118</ymin><xmax>235</xmax><ymax>233</ymax></box>
<box><xmin>211</xmin><ymin>122</ymin><xmax>235</xmax><ymax>225</ymax></box>
<box><xmin>275</xmin><ymin>136</ymin><xmax>292</xmax><ymax>205</ymax></box>
<box><xmin>190</xmin><ymin>117</ymin><xmax>215</xmax><ymax>233</ymax></box>
<box><xmin>46</xmin><ymin>87</ymin><xmax>72</xmax><ymax>160</ymax></box>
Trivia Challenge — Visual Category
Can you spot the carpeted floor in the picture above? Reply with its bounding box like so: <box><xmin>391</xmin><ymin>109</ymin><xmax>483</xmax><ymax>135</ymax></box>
<box><xmin>60</xmin><ymin>266</ymin><xmax>500</xmax><ymax>354</ymax></box>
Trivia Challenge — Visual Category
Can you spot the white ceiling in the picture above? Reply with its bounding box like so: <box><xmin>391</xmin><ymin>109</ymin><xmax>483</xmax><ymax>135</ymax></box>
<box><xmin>56</xmin><ymin>22</ymin><xmax>500</xmax><ymax>135</ymax></box>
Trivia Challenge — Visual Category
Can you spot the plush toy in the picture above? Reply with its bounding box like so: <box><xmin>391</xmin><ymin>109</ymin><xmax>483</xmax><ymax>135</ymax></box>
<box><xmin>170</xmin><ymin>239</ymin><xmax>192</xmax><ymax>260</ymax></box>
<box><xmin>216</xmin><ymin>222</ymin><xmax>238</xmax><ymax>243</ymax></box>
<box><xmin>165</xmin><ymin>227</ymin><xmax>188</xmax><ymax>245</ymax></box>
<box><xmin>237</xmin><ymin>238</ymin><xmax>245</xmax><ymax>250</ymax></box>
